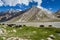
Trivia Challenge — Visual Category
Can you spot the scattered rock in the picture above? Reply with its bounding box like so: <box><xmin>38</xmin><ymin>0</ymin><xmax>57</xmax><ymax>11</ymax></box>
<box><xmin>0</xmin><ymin>28</ymin><xmax>6</xmax><ymax>35</ymax></box>
<box><xmin>7</xmin><ymin>37</ymin><xmax>14</xmax><ymax>40</ymax></box>
<box><xmin>13</xmin><ymin>29</ymin><xmax>16</xmax><ymax>33</ymax></box>
<box><xmin>41</xmin><ymin>39</ymin><xmax>44</xmax><ymax>40</ymax></box>
<box><xmin>47</xmin><ymin>37</ymin><xmax>53</xmax><ymax>40</ymax></box>
<box><xmin>2</xmin><ymin>37</ymin><xmax>6</xmax><ymax>40</ymax></box>
<box><xmin>47</xmin><ymin>34</ymin><xmax>55</xmax><ymax>40</ymax></box>
<box><xmin>7</xmin><ymin>37</ymin><xmax>28</xmax><ymax>40</ymax></box>
<box><xmin>49</xmin><ymin>34</ymin><xmax>55</xmax><ymax>39</ymax></box>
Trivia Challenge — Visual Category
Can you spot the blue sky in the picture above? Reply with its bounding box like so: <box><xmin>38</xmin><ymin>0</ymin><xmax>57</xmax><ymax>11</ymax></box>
<box><xmin>0</xmin><ymin>0</ymin><xmax>59</xmax><ymax>12</ymax></box>
<box><xmin>41</xmin><ymin>0</ymin><xmax>60</xmax><ymax>12</ymax></box>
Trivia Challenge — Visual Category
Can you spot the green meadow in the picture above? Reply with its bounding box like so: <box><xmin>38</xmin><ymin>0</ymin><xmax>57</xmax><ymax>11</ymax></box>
<box><xmin>0</xmin><ymin>25</ymin><xmax>60</xmax><ymax>40</ymax></box>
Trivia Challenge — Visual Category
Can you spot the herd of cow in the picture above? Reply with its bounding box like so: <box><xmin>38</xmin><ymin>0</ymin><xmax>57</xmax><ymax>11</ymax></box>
<box><xmin>0</xmin><ymin>23</ymin><xmax>53</xmax><ymax>28</ymax></box>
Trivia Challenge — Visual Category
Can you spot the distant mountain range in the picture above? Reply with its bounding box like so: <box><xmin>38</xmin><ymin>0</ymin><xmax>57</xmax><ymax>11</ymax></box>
<box><xmin>54</xmin><ymin>10</ymin><xmax>60</xmax><ymax>18</ymax></box>
<box><xmin>0</xmin><ymin>6</ymin><xmax>60</xmax><ymax>22</ymax></box>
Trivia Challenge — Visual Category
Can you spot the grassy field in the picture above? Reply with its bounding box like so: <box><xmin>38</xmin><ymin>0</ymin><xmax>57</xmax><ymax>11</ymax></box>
<box><xmin>0</xmin><ymin>25</ymin><xmax>60</xmax><ymax>40</ymax></box>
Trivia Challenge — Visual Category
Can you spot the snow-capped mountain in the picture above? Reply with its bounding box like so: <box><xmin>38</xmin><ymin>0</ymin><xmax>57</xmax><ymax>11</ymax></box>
<box><xmin>7</xmin><ymin>8</ymin><xmax>21</xmax><ymax>13</ymax></box>
<box><xmin>0</xmin><ymin>8</ymin><xmax>23</xmax><ymax>22</ymax></box>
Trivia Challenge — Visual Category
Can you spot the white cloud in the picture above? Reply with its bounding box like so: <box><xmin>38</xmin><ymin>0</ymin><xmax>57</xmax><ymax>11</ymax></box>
<box><xmin>34</xmin><ymin>0</ymin><xmax>42</xmax><ymax>6</ymax></box>
<box><xmin>0</xmin><ymin>0</ymin><xmax>52</xmax><ymax>13</ymax></box>
<box><xmin>1</xmin><ymin>0</ymin><xmax>42</xmax><ymax>6</ymax></box>
<box><xmin>0</xmin><ymin>0</ymin><xmax>3</xmax><ymax>6</ymax></box>
<box><xmin>0</xmin><ymin>0</ymin><xmax>43</xmax><ymax>10</ymax></box>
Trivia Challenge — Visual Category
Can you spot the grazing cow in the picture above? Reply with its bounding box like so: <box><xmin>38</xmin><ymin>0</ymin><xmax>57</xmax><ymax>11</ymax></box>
<box><xmin>40</xmin><ymin>25</ymin><xmax>44</xmax><ymax>27</ymax></box>
<box><xmin>14</xmin><ymin>25</ymin><xmax>22</xmax><ymax>28</ymax></box>
<box><xmin>49</xmin><ymin>25</ymin><xmax>52</xmax><ymax>27</ymax></box>
<box><xmin>19</xmin><ymin>25</ymin><xmax>22</xmax><ymax>27</ymax></box>
<box><xmin>49</xmin><ymin>35</ymin><xmax>55</xmax><ymax>39</ymax></box>
<box><xmin>57</xmin><ymin>15</ymin><xmax>60</xmax><ymax>18</ymax></box>
<box><xmin>23</xmin><ymin>25</ymin><xmax>26</xmax><ymax>27</ymax></box>
<box><xmin>1</xmin><ymin>23</ymin><xmax>5</xmax><ymax>25</ymax></box>
<box><xmin>7</xmin><ymin>24</ymin><xmax>14</xmax><ymax>27</ymax></box>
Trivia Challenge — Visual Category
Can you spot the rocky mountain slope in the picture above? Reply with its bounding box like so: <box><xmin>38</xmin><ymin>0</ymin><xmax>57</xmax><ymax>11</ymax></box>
<box><xmin>0</xmin><ymin>9</ymin><xmax>24</xmax><ymax>22</ymax></box>
<box><xmin>54</xmin><ymin>10</ymin><xmax>60</xmax><ymax>18</ymax></box>
<box><xmin>17</xmin><ymin>6</ymin><xmax>57</xmax><ymax>22</ymax></box>
<box><xmin>0</xmin><ymin>6</ymin><xmax>60</xmax><ymax>22</ymax></box>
